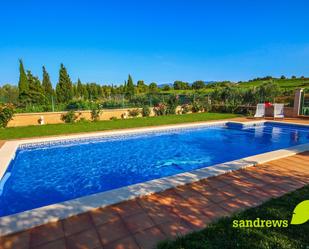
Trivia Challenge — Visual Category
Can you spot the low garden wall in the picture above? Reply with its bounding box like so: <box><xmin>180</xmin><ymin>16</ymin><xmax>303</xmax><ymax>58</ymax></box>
<box><xmin>265</xmin><ymin>106</ymin><xmax>295</xmax><ymax>118</ymax></box>
<box><xmin>7</xmin><ymin>106</ymin><xmax>297</xmax><ymax>127</ymax></box>
<box><xmin>7</xmin><ymin>108</ymin><xmax>146</xmax><ymax>127</ymax></box>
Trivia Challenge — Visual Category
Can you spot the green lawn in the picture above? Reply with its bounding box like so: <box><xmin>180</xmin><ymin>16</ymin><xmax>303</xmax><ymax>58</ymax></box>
<box><xmin>0</xmin><ymin>112</ymin><xmax>239</xmax><ymax>140</ymax></box>
<box><xmin>157</xmin><ymin>185</ymin><xmax>309</xmax><ymax>249</ymax></box>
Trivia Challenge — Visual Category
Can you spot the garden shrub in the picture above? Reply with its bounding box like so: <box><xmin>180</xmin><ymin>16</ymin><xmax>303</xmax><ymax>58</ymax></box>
<box><xmin>191</xmin><ymin>101</ymin><xmax>202</xmax><ymax>113</ymax></box>
<box><xmin>202</xmin><ymin>102</ymin><xmax>211</xmax><ymax>112</ymax></box>
<box><xmin>141</xmin><ymin>106</ymin><xmax>151</xmax><ymax>117</ymax></box>
<box><xmin>128</xmin><ymin>108</ymin><xmax>140</xmax><ymax>117</ymax></box>
<box><xmin>247</xmin><ymin>109</ymin><xmax>255</xmax><ymax>117</ymax></box>
<box><xmin>211</xmin><ymin>105</ymin><xmax>228</xmax><ymax>113</ymax></box>
<box><xmin>166</xmin><ymin>95</ymin><xmax>178</xmax><ymax>114</ymax></box>
<box><xmin>61</xmin><ymin>110</ymin><xmax>78</xmax><ymax>123</ymax></box>
<box><xmin>90</xmin><ymin>105</ymin><xmax>102</xmax><ymax>121</ymax></box>
<box><xmin>180</xmin><ymin>104</ymin><xmax>190</xmax><ymax>114</ymax></box>
<box><xmin>66</xmin><ymin>100</ymin><xmax>90</xmax><ymax>110</ymax></box>
<box><xmin>0</xmin><ymin>103</ymin><xmax>15</xmax><ymax>128</ymax></box>
<box><xmin>130</xmin><ymin>95</ymin><xmax>150</xmax><ymax>106</ymax></box>
<box><xmin>153</xmin><ymin>103</ymin><xmax>167</xmax><ymax>116</ymax></box>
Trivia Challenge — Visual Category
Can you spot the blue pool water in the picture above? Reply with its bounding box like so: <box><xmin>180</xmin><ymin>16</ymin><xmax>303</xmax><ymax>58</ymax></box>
<box><xmin>0</xmin><ymin>122</ymin><xmax>308</xmax><ymax>217</ymax></box>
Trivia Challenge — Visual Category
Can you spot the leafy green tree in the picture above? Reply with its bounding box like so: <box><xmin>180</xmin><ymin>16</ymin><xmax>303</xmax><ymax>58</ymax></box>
<box><xmin>136</xmin><ymin>80</ymin><xmax>148</xmax><ymax>93</ymax></box>
<box><xmin>126</xmin><ymin>74</ymin><xmax>135</xmax><ymax>97</ymax></box>
<box><xmin>173</xmin><ymin>81</ymin><xmax>190</xmax><ymax>90</ymax></box>
<box><xmin>149</xmin><ymin>82</ymin><xmax>159</xmax><ymax>93</ymax></box>
<box><xmin>86</xmin><ymin>83</ymin><xmax>102</xmax><ymax>100</ymax></box>
<box><xmin>18</xmin><ymin>59</ymin><xmax>29</xmax><ymax>104</ymax></box>
<box><xmin>162</xmin><ymin>85</ymin><xmax>171</xmax><ymax>91</ymax></box>
<box><xmin>210</xmin><ymin>86</ymin><xmax>244</xmax><ymax>113</ymax></box>
<box><xmin>0</xmin><ymin>103</ymin><xmax>15</xmax><ymax>127</ymax></box>
<box><xmin>243</xmin><ymin>87</ymin><xmax>258</xmax><ymax>106</ymax></box>
<box><xmin>257</xmin><ymin>82</ymin><xmax>281</xmax><ymax>102</ymax></box>
<box><xmin>209</xmin><ymin>88</ymin><xmax>222</xmax><ymax>104</ymax></box>
<box><xmin>136</xmin><ymin>80</ymin><xmax>144</xmax><ymax>87</ymax></box>
<box><xmin>166</xmin><ymin>95</ymin><xmax>178</xmax><ymax>114</ymax></box>
<box><xmin>192</xmin><ymin>80</ymin><xmax>205</xmax><ymax>89</ymax></box>
<box><xmin>56</xmin><ymin>64</ymin><xmax>73</xmax><ymax>103</ymax></box>
<box><xmin>0</xmin><ymin>84</ymin><xmax>19</xmax><ymax>104</ymax></box>
<box><xmin>42</xmin><ymin>66</ymin><xmax>54</xmax><ymax>102</ymax></box>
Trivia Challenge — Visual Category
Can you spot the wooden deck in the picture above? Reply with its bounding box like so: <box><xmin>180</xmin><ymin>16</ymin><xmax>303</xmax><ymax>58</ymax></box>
<box><xmin>0</xmin><ymin>151</ymin><xmax>308</xmax><ymax>249</ymax></box>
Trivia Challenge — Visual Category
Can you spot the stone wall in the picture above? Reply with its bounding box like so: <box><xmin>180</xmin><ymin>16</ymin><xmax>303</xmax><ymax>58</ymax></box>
<box><xmin>264</xmin><ymin>106</ymin><xmax>295</xmax><ymax>118</ymax></box>
<box><xmin>7</xmin><ymin>105</ymin><xmax>298</xmax><ymax>128</ymax></box>
<box><xmin>7</xmin><ymin>108</ymin><xmax>144</xmax><ymax>127</ymax></box>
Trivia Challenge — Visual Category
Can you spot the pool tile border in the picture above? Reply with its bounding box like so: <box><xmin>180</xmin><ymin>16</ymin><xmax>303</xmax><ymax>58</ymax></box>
<box><xmin>0</xmin><ymin>120</ymin><xmax>308</xmax><ymax>236</ymax></box>
<box><xmin>19</xmin><ymin>123</ymin><xmax>226</xmax><ymax>150</ymax></box>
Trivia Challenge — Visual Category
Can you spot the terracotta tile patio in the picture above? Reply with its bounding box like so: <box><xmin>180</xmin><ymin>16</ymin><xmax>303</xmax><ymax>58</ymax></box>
<box><xmin>0</xmin><ymin>151</ymin><xmax>308</xmax><ymax>249</ymax></box>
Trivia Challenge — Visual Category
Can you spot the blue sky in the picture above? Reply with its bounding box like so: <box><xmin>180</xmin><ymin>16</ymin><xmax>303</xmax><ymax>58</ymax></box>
<box><xmin>0</xmin><ymin>0</ymin><xmax>308</xmax><ymax>86</ymax></box>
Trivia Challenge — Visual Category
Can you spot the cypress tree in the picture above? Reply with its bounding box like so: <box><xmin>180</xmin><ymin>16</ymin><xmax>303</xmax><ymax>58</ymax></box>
<box><xmin>111</xmin><ymin>84</ymin><xmax>115</xmax><ymax>95</ymax></box>
<box><xmin>55</xmin><ymin>64</ymin><xmax>73</xmax><ymax>103</ymax></box>
<box><xmin>123</xmin><ymin>80</ymin><xmax>127</xmax><ymax>94</ymax></box>
<box><xmin>82</xmin><ymin>85</ymin><xmax>88</xmax><ymax>99</ymax></box>
<box><xmin>72</xmin><ymin>84</ymin><xmax>78</xmax><ymax>98</ymax></box>
<box><xmin>42</xmin><ymin>66</ymin><xmax>53</xmax><ymax>102</ymax></box>
<box><xmin>86</xmin><ymin>83</ymin><xmax>91</xmax><ymax>100</ymax></box>
<box><xmin>126</xmin><ymin>74</ymin><xmax>135</xmax><ymax>97</ymax></box>
<box><xmin>76</xmin><ymin>78</ymin><xmax>83</xmax><ymax>98</ymax></box>
<box><xmin>27</xmin><ymin>70</ymin><xmax>45</xmax><ymax>104</ymax></box>
<box><xmin>18</xmin><ymin>59</ymin><xmax>29</xmax><ymax>103</ymax></box>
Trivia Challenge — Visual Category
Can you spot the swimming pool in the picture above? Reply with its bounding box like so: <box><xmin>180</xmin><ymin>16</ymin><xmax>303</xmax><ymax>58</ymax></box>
<box><xmin>0</xmin><ymin>121</ymin><xmax>309</xmax><ymax>219</ymax></box>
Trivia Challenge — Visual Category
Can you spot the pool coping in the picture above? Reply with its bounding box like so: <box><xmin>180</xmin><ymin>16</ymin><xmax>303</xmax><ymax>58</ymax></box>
<box><xmin>0</xmin><ymin>120</ymin><xmax>308</xmax><ymax>235</ymax></box>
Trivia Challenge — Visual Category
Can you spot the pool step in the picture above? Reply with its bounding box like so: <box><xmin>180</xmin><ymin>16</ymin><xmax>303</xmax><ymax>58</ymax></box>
<box><xmin>226</xmin><ymin>122</ymin><xmax>264</xmax><ymax>129</ymax></box>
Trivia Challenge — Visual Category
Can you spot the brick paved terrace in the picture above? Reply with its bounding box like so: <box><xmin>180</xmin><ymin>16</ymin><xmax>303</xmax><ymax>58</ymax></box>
<box><xmin>0</xmin><ymin>151</ymin><xmax>308</xmax><ymax>249</ymax></box>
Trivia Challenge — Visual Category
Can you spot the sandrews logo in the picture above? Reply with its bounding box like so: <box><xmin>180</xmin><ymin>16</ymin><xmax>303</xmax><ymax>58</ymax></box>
<box><xmin>290</xmin><ymin>200</ymin><xmax>309</xmax><ymax>225</ymax></box>
<box><xmin>232</xmin><ymin>200</ymin><xmax>309</xmax><ymax>228</ymax></box>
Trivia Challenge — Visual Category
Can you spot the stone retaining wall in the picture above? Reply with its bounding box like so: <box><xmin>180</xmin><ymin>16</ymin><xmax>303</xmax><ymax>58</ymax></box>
<box><xmin>7</xmin><ymin>108</ymin><xmax>144</xmax><ymax>127</ymax></box>
<box><xmin>7</xmin><ymin>106</ymin><xmax>297</xmax><ymax>127</ymax></box>
<box><xmin>265</xmin><ymin>106</ymin><xmax>295</xmax><ymax>118</ymax></box>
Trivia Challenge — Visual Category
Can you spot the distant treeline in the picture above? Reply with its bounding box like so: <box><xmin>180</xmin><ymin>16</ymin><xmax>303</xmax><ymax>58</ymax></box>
<box><xmin>0</xmin><ymin>60</ymin><xmax>307</xmax><ymax>110</ymax></box>
<box><xmin>247</xmin><ymin>75</ymin><xmax>307</xmax><ymax>82</ymax></box>
<box><xmin>0</xmin><ymin>60</ymin><xmax>221</xmax><ymax>105</ymax></box>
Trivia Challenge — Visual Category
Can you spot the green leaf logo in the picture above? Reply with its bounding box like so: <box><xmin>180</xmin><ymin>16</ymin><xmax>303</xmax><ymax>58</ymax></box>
<box><xmin>290</xmin><ymin>200</ymin><xmax>309</xmax><ymax>225</ymax></box>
